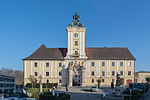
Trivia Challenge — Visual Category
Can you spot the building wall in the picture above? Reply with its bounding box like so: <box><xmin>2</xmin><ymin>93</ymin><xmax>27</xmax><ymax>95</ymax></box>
<box><xmin>24</xmin><ymin>59</ymin><xmax>134</xmax><ymax>86</ymax></box>
<box><xmin>0</xmin><ymin>75</ymin><xmax>16</xmax><ymax>94</ymax></box>
<box><xmin>135</xmin><ymin>73</ymin><xmax>150</xmax><ymax>83</ymax></box>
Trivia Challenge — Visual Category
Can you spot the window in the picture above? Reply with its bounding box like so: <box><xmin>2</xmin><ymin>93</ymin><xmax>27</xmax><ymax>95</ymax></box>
<box><xmin>92</xmin><ymin>79</ymin><xmax>94</xmax><ymax>83</ymax></box>
<box><xmin>112</xmin><ymin>79</ymin><xmax>114</xmax><ymax>83</ymax></box>
<box><xmin>112</xmin><ymin>62</ymin><xmax>115</xmax><ymax>66</ymax></box>
<box><xmin>91</xmin><ymin>62</ymin><xmax>94</xmax><ymax>66</ymax></box>
<box><xmin>120</xmin><ymin>62</ymin><xmax>123</xmax><ymax>66</ymax></box>
<box><xmin>102</xmin><ymin>79</ymin><xmax>105</xmax><ymax>83</ymax></box>
<box><xmin>46</xmin><ymin>62</ymin><xmax>49</xmax><ymax>67</ymax></box>
<box><xmin>46</xmin><ymin>72</ymin><xmax>49</xmax><ymax>76</ymax></box>
<box><xmin>75</xmin><ymin>41</ymin><xmax>78</xmax><ymax>46</ymax></box>
<box><xmin>91</xmin><ymin>71</ymin><xmax>94</xmax><ymax>76</ymax></box>
<box><xmin>34</xmin><ymin>62</ymin><xmax>37</xmax><ymax>67</ymax></box>
<box><xmin>34</xmin><ymin>72</ymin><xmax>38</xmax><ymax>76</ymax></box>
<box><xmin>102</xmin><ymin>62</ymin><xmax>105</xmax><ymax>66</ymax></box>
<box><xmin>59</xmin><ymin>71</ymin><xmax>62</xmax><ymax>76</ymax></box>
<box><xmin>120</xmin><ymin>71</ymin><xmax>123</xmax><ymax>76</ymax></box>
<box><xmin>128</xmin><ymin>71</ymin><xmax>131</xmax><ymax>76</ymax></box>
<box><xmin>128</xmin><ymin>62</ymin><xmax>131</xmax><ymax>66</ymax></box>
<box><xmin>102</xmin><ymin>71</ymin><xmax>105</xmax><ymax>76</ymax></box>
<box><xmin>59</xmin><ymin>79</ymin><xmax>62</xmax><ymax>83</ymax></box>
<box><xmin>75</xmin><ymin>51</ymin><xmax>78</xmax><ymax>55</ymax></box>
<box><xmin>47</xmin><ymin>80</ymin><xmax>49</xmax><ymax>83</ymax></box>
<box><xmin>112</xmin><ymin>71</ymin><xmax>115</xmax><ymax>76</ymax></box>
<box><xmin>59</xmin><ymin>63</ymin><xmax>62</xmax><ymax>67</ymax></box>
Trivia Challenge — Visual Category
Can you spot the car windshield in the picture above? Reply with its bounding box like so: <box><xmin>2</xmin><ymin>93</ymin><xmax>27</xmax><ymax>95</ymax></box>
<box><xmin>92</xmin><ymin>86</ymin><xmax>97</xmax><ymax>88</ymax></box>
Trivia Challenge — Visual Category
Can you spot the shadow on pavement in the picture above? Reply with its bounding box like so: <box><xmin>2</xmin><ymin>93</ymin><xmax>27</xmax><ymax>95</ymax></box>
<box><xmin>56</xmin><ymin>91</ymin><xmax>102</xmax><ymax>100</ymax></box>
<box><xmin>80</xmin><ymin>89</ymin><xmax>92</xmax><ymax>92</ymax></box>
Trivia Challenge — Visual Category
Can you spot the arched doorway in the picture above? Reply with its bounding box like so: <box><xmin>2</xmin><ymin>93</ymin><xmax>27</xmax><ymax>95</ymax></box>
<box><xmin>72</xmin><ymin>75</ymin><xmax>81</xmax><ymax>86</ymax></box>
<box><xmin>127</xmin><ymin>79</ymin><xmax>132</xmax><ymax>85</ymax></box>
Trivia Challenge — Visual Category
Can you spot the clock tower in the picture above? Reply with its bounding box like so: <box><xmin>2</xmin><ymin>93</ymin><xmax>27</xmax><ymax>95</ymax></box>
<box><xmin>65</xmin><ymin>12</ymin><xmax>87</xmax><ymax>59</ymax></box>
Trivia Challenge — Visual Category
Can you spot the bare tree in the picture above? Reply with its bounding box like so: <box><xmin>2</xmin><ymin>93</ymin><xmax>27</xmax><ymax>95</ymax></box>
<box><xmin>97</xmin><ymin>77</ymin><xmax>102</xmax><ymax>88</ymax></box>
<box><xmin>29</xmin><ymin>75</ymin><xmax>37</xmax><ymax>88</ymax></box>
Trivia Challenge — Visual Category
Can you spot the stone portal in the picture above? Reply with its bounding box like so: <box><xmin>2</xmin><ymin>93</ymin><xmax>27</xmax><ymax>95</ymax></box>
<box><xmin>67</xmin><ymin>61</ymin><xmax>86</xmax><ymax>87</ymax></box>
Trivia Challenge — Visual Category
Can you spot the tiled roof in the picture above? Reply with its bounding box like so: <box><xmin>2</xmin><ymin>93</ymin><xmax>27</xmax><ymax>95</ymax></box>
<box><xmin>23</xmin><ymin>44</ymin><xmax>135</xmax><ymax>60</ymax></box>
<box><xmin>135</xmin><ymin>71</ymin><xmax>150</xmax><ymax>74</ymax></box>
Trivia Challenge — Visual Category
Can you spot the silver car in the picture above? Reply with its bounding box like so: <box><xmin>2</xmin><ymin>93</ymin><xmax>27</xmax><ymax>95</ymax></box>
<box><xmin>90</xmin><ymin>86</ymin><xmax>98</xmax><ymax>92</ymax></box>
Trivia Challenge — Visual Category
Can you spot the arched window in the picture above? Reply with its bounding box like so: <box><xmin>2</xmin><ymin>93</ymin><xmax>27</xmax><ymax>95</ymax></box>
<box><xmin>47</xmin><ymin>80</ymin><xmax>49</xmax><ymax>83</ymax></box>
<box><xmin>75</xmin><ymin>51</ymin><xmax>78</xmax><ymax>55</ymax></box>
<box><xmin>75</xmin><ymin>41</ymin><xmax>78</xmax><ymax>46</ymax></box>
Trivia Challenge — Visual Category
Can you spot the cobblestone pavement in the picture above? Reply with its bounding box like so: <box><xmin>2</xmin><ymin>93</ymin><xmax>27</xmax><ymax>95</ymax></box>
<box><xmin>56</xmin><ymin>87</ymin><xmax>105</xmax><ymax>100</ymax></box>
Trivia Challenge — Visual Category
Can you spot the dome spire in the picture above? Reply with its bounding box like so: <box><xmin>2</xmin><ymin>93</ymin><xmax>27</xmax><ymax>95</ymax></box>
<box><xmin>69</xmin><ymin>12</ymin><xmax>83</xmax><ymax>27</ymax></box>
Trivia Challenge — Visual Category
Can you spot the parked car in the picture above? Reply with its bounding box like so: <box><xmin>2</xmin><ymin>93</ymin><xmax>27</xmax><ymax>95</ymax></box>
<box><xmin>0</xmin><ymin>95</ymin><xmax>4</xmax><ymax>99</ymax></box>
<box><xmin>90</xmin><ymin>86</ymin><xmax>98</xmax><ymax>92</ymax></box>
<box><xmin>19</xmin><ymin>98</ymin><xmax>37</xmax><ymax>100</ymax></box>
<box><xmin>123</xmin><ymin>83</ymin><xmax>145</xmax><ymax>94</ymax></box>
<box><xmin>4</xmin><ymin>97</ymin><xmax>19</xmax><ymax>100</ymax></box>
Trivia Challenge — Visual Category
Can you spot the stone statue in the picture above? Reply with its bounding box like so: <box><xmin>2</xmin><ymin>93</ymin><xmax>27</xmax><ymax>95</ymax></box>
<box><xmin>73</xmin><ymin>12</ymin><xmax>79</xmax><ymax>22</ymax></box>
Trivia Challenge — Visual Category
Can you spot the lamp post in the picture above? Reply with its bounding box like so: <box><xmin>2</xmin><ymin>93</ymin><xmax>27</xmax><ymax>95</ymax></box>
<box><xmin>39</xmin><ymin>75</ymin><xmax>43</xmax><ymax>94</ymax></box>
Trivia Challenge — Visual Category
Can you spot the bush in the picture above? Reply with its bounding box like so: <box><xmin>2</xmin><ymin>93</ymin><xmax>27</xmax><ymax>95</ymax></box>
<box><xmin>26</xmin><ymin>83</ymin><xmax>32</xmax><ymax>88</ymax></box>
<box><xmin>26</xmin><ymin>83</ymin><xmax>58</xmax><ymax>88</ymax></box>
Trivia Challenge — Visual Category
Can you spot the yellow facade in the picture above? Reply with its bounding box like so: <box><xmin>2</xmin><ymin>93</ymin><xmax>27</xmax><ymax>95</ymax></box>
<box><xmin>135</xmin><ymin>71</ymin><xmax>150</xmax><ymax>83</ymax></box>
<box><xmin>24</xmin><ymin>60</ymin><xmax>135</xmax><ymax>86</ymax></box>
<box><xmin>23</xmin><ymin>13</ymin><xmax>135</xmax><ymax>87</ymax></box>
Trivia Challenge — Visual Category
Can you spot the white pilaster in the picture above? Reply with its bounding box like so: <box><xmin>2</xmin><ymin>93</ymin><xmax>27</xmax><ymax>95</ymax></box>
<box><xmin>39</xmin><ymin>61</ymin><xmax>41</xmax><ymax>75</ymax></box>
<box><xmin>87</xmin><ymin>61</ymin><xmax>90</xmax><ymax>77</ymax></box>
<box><xmin>108</xmin><ymin>61</ymin><xmax>110</xmax><ymax>77</ymax></box>
<box><xmin>71</xmin><ymin>32</ymin><xmax>73</xmax><ymax>56</ymax></box>
<box><xmin>83</xmin><ymin>32</ymin><xmax>85</xmax><ymax>56</ymax></box>
<box><xmin>30</xmin><ymin>61</ymin><xmax>32</xmax><ymax>75</ymax></box>
<box><xmin>125</xmin><ymin>61</ymin><xmax>126</xmax><ymax>77</ymax></box>
<box><xmin>107</xmin><ymin>61</ymin><xmax>108</xmax><ymax>77</ymax></box>
<box><xmin>43</xmin><ymin>61</ymin><xmax>44</xmax><ymax>78</ymax></box>
<box><xmin>98</xmin><ymin>61</ymin><xmax>100</xmax><ymax>77</ymax></box>
<box><xmin>80</xmin><ymin>32</ymin><xmax>82</xmax><ymax>57</ymax></box>
<box><xmin>55</xmin><ymin>61</ymin><xmax>57</xmax><ymax>78</ymax></box>
<box><xmin>117</xmin><ymin>61</ymin><xmax>118</xmax><ymax>72</ymax></box>
<box><xmin>68</xmin><ymin>32</ymin><xmax>70</xmax><ymax>56</ymax></box>
<box><xmin>51</xmin><ymin>61</ymin><xmax>53</xmax><ymax>78</ymax></box>
<box><xmin>96</xmin><ymin>61</ymin><xmax>98</xmax><ymax>77</ymax></box>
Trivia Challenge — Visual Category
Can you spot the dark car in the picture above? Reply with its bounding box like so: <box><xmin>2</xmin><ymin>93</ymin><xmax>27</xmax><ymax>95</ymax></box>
<box><xmin>123</xmin><ymin>83</ymin><xmax>145</xmax><ymax>94</ymax></box>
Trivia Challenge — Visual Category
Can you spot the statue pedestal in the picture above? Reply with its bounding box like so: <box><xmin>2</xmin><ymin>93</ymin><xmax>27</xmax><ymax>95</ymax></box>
<box><xmin>39</xmin><ymin>83</ymin><xmax>43</xmax><ymax>94</ymax></box>
<box><xmin>68</xmin><ymin>69</ymin><xmax>72</xmax><ymax>87</ymax></box>
<box><xmin>81</xmin><ymin>70</ymin><xmax>85</xmax><ymax>87</ymax></box>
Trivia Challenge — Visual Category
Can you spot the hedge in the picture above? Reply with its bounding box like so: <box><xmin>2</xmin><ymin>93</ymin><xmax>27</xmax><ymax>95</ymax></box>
<box><xmin>26</xmin><ymin>83</ymin><xmax>58</xmax><ymax>88</ymax></box>
<box><xmin>39</xmin><ymin>93</ymin><xmax>70</xmax><ymax>100</ymax></box>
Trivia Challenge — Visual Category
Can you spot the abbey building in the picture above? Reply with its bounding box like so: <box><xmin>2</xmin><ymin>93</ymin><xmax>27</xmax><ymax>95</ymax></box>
<box><xmin>23</xmin><ymin>13</ymin><xmax>135</xmax><ymax>86</ymax></box>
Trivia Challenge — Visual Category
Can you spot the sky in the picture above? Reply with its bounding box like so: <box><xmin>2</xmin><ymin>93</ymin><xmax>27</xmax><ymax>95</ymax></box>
<box><xmin>0</xmin><ymin>0</ymin><xmax>150</xmax><ymax>72</ymax></box>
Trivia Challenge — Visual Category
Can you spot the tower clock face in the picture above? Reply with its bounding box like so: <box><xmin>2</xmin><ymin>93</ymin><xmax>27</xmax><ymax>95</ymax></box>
<box><xmin>74</xmin><ymin>33</ymin><xmax>78</xmax><ymax>37</ymax></box>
